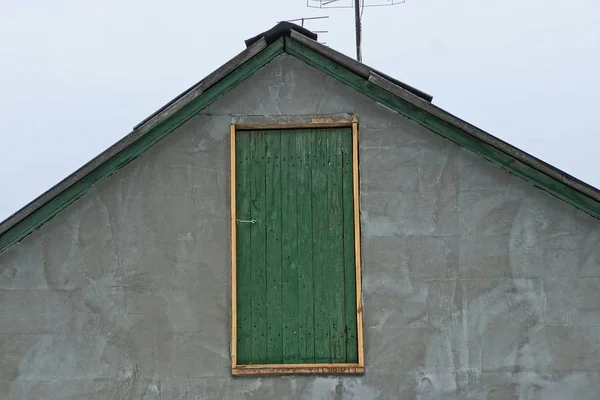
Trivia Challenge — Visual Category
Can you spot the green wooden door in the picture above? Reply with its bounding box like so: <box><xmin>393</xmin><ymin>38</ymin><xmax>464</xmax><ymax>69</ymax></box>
<box><xmin>235</xmin><ymin>127</ymin><xmax>358</xmax><ymax>365</ymax></box>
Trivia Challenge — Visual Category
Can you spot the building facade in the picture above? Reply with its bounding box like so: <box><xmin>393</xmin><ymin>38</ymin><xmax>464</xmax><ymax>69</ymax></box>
<box><xmin>1</xmin><ymin>25</ymin><xmax>600</xmax><ymax>399</ymax></box>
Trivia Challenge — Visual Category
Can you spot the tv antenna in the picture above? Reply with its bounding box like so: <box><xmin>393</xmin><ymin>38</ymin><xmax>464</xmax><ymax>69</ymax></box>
<box><xmin>307</xmin><ymin>0</ymin><xmax>406</xmax><ymax>62</ymax></box>
<box><xmin>282</xmin><ymin>16</ymin><xmax>330</xmax><ymax>45</ymax></box>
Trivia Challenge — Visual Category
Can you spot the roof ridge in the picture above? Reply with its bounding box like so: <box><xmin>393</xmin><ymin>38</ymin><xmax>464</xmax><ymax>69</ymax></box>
<box><xmin>245</xmin><ymin>21</ymin><xmax>318</xmax><ymax>48</ymax></box>
<box><xmin>1</xmin><ymin>25</ymin><xmax>599</xmax><ymax>255</ymax></box>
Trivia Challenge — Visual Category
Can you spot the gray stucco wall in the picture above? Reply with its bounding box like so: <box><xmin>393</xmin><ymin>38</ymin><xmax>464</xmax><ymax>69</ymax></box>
<box><xmin>1</xmin><ymin>54</ymin><xmax>600</xmax><ymax>399</ymax></box>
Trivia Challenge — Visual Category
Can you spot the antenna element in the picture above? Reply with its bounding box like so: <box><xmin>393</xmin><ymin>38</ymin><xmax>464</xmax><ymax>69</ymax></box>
<box><xmin>307</xmin><ymin>0</ymin><xmax>406</xmax><ymax>61</ymax></box>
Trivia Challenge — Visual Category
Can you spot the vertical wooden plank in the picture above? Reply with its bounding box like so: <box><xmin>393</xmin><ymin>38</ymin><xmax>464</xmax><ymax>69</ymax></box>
<box><xmin>341</xmin><ymin>127</ymin><xmax>358</xmax><ymax>363</ymax></box>
<box><xmin>235</xmin><ymin>129</ymin><xmax>253</xmax><ymax>365</ymax></box>
<box><xmin>230</xmin><ymin>125</ymin><xmax>237</xmax><ymax>367</ymax></box>
<box><xmin>327</xmin><ymin>128</ymin><xmax>347</xmax><ymax>363</ymax></box>
<box><xmin>296</xmin><ymin>129</ymin><xmax>315</xmax><ymax>363</ymax></box>
<box><xmin>281</xmin><ymin>130</ymin><xmax>299</xmax><ymax>363</ymax></box>
<box><xmin>312</xmin><ymin>128</ymin><xmax>331</xmax><ymax>363</ymax></box>
<box><xmin>352</xmin><ymin>118</ymin><xmax>365</xmax><ymax>367</ymax></box>
<box><xmin>265</xmin><ymin>130</ymin><xmax>283</xmax><ymax>363</ymax></box>
<box><xmin>250</xmin><ymin>131</ymin><xmax>267</xmax><ymax>364</ymax></box>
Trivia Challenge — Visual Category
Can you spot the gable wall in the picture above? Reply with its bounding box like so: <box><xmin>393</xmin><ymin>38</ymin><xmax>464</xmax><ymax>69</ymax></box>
<box><xmin>1</xmin><ymin>53</ymin><xmax>599</xmax><ymax>399</ymax></box>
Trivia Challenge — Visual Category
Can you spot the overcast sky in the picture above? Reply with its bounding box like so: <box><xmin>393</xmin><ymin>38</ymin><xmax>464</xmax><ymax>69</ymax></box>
<box><xmin>1</xmin><ymin>0</ymin><xmax>599</xmax><ymax>222</ymax></box>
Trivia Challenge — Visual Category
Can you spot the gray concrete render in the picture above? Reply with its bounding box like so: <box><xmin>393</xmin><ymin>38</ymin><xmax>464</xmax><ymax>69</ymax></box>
<box><xmin>1</xmin><ymin>54</ymin><xmax>600</xmax><ymax>399</ymax></box>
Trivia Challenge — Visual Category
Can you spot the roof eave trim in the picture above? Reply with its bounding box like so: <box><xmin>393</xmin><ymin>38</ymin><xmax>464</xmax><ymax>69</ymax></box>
<box><xmin>2</xmin><ymin>30</ymin><xmax>600</xmax><ymax>256</ymax></box>
<box><xmin>0</xmin><ymin>37</ymin><xmax>284</xmax><ymax>254</ymax></box>
<box><xmin>134</xmin><ymin>38</ymin><xmax>269</xmax><ymax>131</ymax></box>
<box><xmin>289</xmin><ymin>30</ymin><xmax>433</xmax><ymax>102</ymax></box>
<box><xmin>367</xmin><ymin>72</ymin><xmax>600</xmax><ymax>203</ymax></box>
<box><xmin>284</xmin><ymin>34</ymin><xmax>600</xmax><ymax>220</ymax></box>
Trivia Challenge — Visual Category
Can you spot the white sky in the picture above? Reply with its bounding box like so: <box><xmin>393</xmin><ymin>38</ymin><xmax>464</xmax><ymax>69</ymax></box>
<box><xmin>1</xmin><ymin>0</ymin><xmax>599</xmax><ymax>221</ymax></box>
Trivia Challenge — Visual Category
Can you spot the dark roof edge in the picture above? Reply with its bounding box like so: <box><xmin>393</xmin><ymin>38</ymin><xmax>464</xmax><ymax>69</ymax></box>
<box><xmin>286</xmin><ymin>31</ymin><xmax>600</xmax><ymax>209</ymax></box>
<box><xmin>133</xmin><ymin>23</ymin><xmax>318</xmax><ymax>131</ymax></box>
<box><xmin>289</xmin><ymin>30</ymin><xmax>433</xmax><ymax>102</ymax></box>
<box><xmin>133</xmin><ymin>38</ymin><xmax>268</xmax><ymax>131</ymax></box>
<box><xmin>0</xmin><ymin>24</ymin><xmax>433</xmax><ymax>241</ymax></box>
<box><xmin>0</xmin><ymin>37</ymin><xmax>269</xmax><ymax>238</ymax></box>
<box><xmin>245</xmin><ymin>22</ymin><xmax>317</xmax><ymax>48</ymax></box>
<box><xmin>2</xmin><ymin>24</ymin><xmax>600</xmax><ymax>255</ymax></box>
<box><xmin>368</xmin><ymin>72</ymin><xmax>600</xmax><ymax>203</ymax></box>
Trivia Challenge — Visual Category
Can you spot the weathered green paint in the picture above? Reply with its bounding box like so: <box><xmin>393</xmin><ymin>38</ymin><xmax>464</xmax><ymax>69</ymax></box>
<box><xmin>311</xmin><ymin>128</ymin><xmax>330</xmax><ymax>363</ymax></box>
<box><xmin>0</xmin><ymin>38</ymin><xmax>285</xmax><ymax>255</ymax></box>
<box><xmin>265</xmin><ymin>130</ymin><xmax>283</xmax><ymax>363</ymax></box>
<box><xmin>327</xmin><ymin>129</ymin><xmax>346</xmax><ymax>363</ymax></box>
<box><xmin>236</xmin><ymin>128</ymin><xmax>358</xmax><ymax>365</ymax></box>
<box><xmin>281</xmin><ymin>131</ymin><xmax>299</xmax><ymax>363</ymax></box>
<box><xmin>341</xmin><ymin>130</ymin><xmax>358</xmax><ymax>363</ymax></box>
<box><xmin>283</xmin><ymin>36</ymin><xmax>600</xmax><ymax>220</ymax></box>
<box><xmin>235</xmin><ymin>130</ymin><xmax>252</xmax><ymax>364</ymax></box>
<box><xmin>250</xmin><ymin>131</ymin><xmax>267</xmax><ymax>364</ymax></box>
<box><xmin>296</xmin><ymin>130</ymin><xmax>315</xmax><ymax>363</ymax></box>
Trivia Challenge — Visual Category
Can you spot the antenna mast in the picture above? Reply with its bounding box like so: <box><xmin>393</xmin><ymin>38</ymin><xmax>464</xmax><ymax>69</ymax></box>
<box><xmin>354</xmin><ymin>0</ymin><xmax>362</xmax><ymax>62</ymax></box>
<box><xmin>307</xmin><ymin>0</ymin><xmax>406</xmax><ymax>62</ymax></box>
